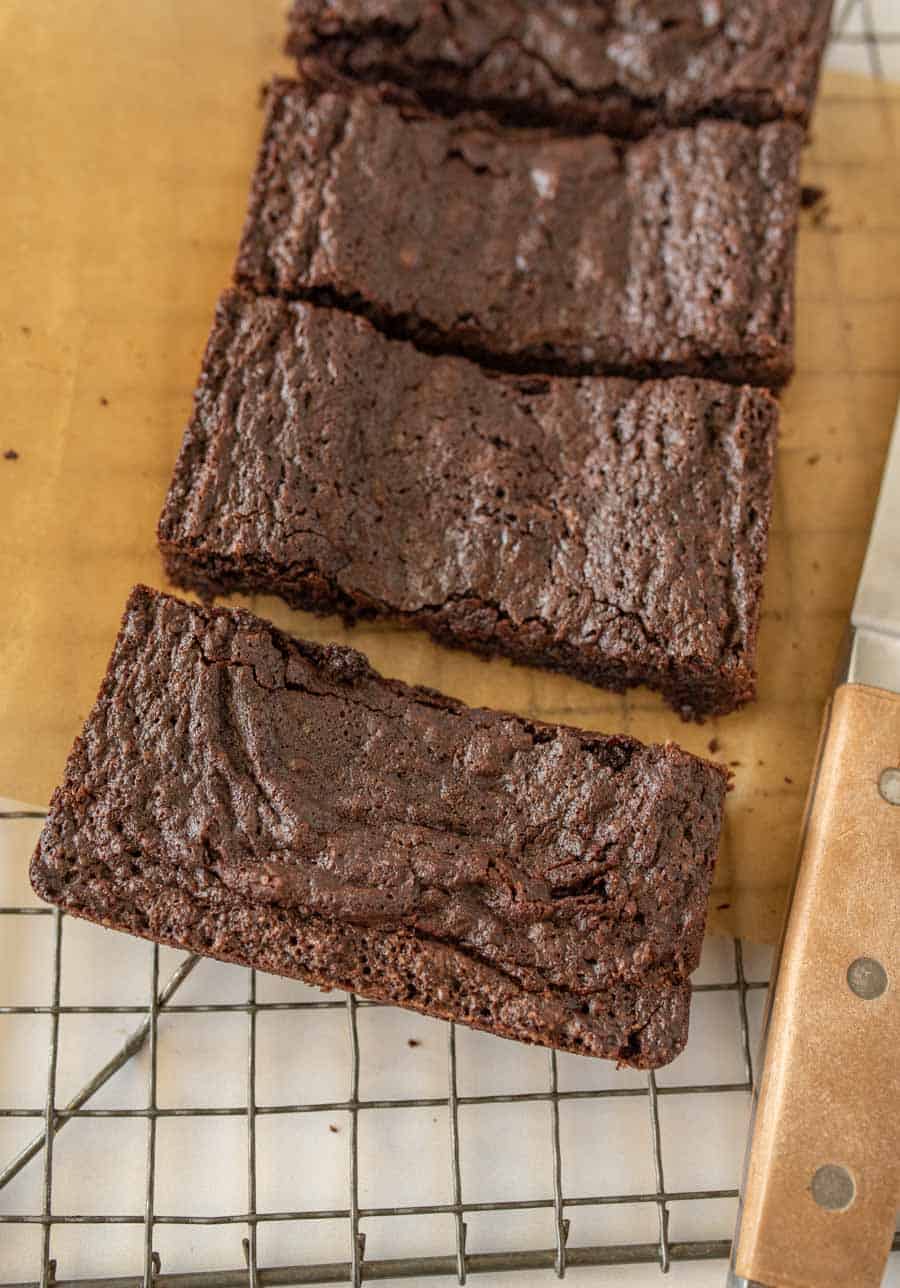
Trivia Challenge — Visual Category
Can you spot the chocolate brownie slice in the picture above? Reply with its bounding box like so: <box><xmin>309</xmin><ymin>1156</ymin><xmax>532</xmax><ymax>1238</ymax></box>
<box><xmin>159</xmin><ymin>291</ymin><xmax>777</xmax><ymax>718</ymax></box>
<box><xmin>31</xmin><ymin>586</ymin><xmax>727</xmax><ymax>1067</ymax></box>
<box><xmin>235</xmin><ymin>81</ymin><xmax>801</xmax><ymax>386</ymax></box>
<box><xmin>286</xmin><ymin>0</ymin><xmax>834</xmax><ymax>135</ymax></box>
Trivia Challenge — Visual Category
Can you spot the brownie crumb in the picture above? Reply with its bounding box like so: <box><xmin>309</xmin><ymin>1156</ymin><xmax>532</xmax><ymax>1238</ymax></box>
<box><xmin>729</xmin><ymin>760</ymin><xmax>742</xmax><ymax>767</ymax></box>
<box><xmin>328</xmin><ymin>1123</ymin><xmax>340</xmax><ymax>1133</ymax></box>
<box><xmin>3</xmin><ymin>449</ymin><xmax>19</xmax><ymax>461</ymax></box>
<box><xmin>807</xmin><ymin>453</ymin><xmax>820</xmax><ymax>465</ymax></box>
<box><xmin>716</xmin><ymin>903</ymin><xmax>731</xmax><ymax>911</ymax></box>
<box><xmin>99</xmin><ymin>396</ymin><xmax>109</xmax><ymax>407</ymax></box>
<box><xmin>800</xmin><ymin>185</ymin><xmax>833</xmax><ymax>227</ymax></box>
<box><xmin>707</xmin><ymin>737</ymin><xmax>720</xmax><ymax>754</ymax></box>
<box><xmin>407</xmin><ymin>1038</ymin><xmax>420</xmax><ymax>1048</ymax></box>
<box><xmin>784</xmin><ymin>776</ymin><xmax>794</xmax><ymax>784</ymax></box>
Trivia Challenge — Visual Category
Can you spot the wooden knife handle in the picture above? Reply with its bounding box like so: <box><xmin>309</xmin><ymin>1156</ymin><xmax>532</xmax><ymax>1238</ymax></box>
<box><xmin>733</xmin><ymin>683</ymin><xmax>900</xmax><ymax>1288</ymax></box>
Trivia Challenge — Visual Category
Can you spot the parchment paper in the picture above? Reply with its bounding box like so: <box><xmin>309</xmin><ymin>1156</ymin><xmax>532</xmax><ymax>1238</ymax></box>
<box><xmin>1</xmin><ymin>0</ymin><xmax>898</xmax><ymax>943</ymax></box>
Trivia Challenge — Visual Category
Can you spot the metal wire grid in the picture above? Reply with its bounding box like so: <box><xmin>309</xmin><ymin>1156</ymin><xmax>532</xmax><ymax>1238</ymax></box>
<box><xmin>832</xmin><ymin>0</ymin><xmax>899</xmax><ymax>80</ymax></box>
<box><xmin>3</xmin><ymin>3</ymin><xmax>900</xmax><ymax>1284</ymax></box>
<box><xmin>1</xmin><ymin>808</ymin><xmax>770</xmax><ymax>1287</ymax></box>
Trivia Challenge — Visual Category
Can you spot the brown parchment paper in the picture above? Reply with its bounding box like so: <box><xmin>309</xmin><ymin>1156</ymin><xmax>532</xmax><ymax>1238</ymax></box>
<box><xmin>1</xmin><ymin>1</ymin><xmax>899</xmax><ymax>944</ymax></box>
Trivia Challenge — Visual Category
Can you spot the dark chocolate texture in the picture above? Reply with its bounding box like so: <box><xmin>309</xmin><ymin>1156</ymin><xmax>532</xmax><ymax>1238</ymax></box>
<box><xmin>235</xmin><ymin>81</ymin><xmax>801</xmax><ymax>386</ymax></box>
<box><xmin>159</xmin><ymin>291</ymin><xmax>777</xmax><ymax>718</ymax></box>
<box><xmin>31</xmin><ymin>586</ymin><xmax>728</xmax><ymax>1067</ymax></box>
<box><xmin>285</xmin><ymin>0</ymin><xmax>833</xmax><ymax>135</ymax></box>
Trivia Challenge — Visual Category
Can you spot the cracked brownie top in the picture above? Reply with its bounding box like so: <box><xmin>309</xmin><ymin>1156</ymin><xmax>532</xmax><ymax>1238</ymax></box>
<box><xmin>235</xmin><ymin>80</ymin><xmax>802</xmax><ymax>385</ymax></box>
<box><xmin>286</xmin><ymin>0</ymin><xmax>833</xmax><ymax>135</ymax></box>
<box><xmin>159</xmin><ymin>290</ymin><xmax>777</xmax><ymax>717</ymax></box>
<box><xmin>31</xmin><ymin>586</ymin><xmax>726</xmax><ymax>1065</ymax></box>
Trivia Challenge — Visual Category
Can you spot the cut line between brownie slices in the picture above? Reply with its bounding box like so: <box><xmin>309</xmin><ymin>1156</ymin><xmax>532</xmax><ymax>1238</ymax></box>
<box><xmin>242</xmin><ymin>281</ymin><xmax>792</xmax><ymax>388</ymax></box>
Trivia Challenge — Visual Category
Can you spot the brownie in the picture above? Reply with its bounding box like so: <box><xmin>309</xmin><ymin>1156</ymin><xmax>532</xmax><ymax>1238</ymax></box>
<box><xmin>31</xmin><ymin>586</ymin><xmax>727</xmax><ymax>1067</ymax></box>
<box><xmin>285</xmin><ymin>0</ymin><xmax>834</xmax><ymax>135</ymax></box>
<box><xmin>235</xmin><ymin>81</ymin><xmax>802</xmax><ymax>386</ymax></box>
<box><xmin>159</xmin><ymin>291</ymin><xmax>777</xmax><ymax>718</ymax></box>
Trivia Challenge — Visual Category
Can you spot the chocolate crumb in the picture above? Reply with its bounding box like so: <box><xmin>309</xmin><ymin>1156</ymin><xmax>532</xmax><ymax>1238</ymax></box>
<box><xmin>729</xmin><ymin>760</ymin><xmax>742</xmax><ymax>767</ymax></box>
<box><xmin>707</xmin><ymin>737</ymin><xmax>720</xmax><ymax>754</ymax></box>
<box><xmin>99</xmin><ymin>396</ymin><xmax>109</xmax><ymax>407</ymax></box>
<box><xmin>716</xmin><ymin>902</ymin><xmax>731</xmax><ymax>911</ymax></box>
<box><xmin>407</xmin><ymin>1038</ymin><xmax>421</xmax><ymax>1048</ymax></box>
<box><xmin>807</xmin><ymin>453</ymin><xmax>820</xmax><ymax>466</ymax></box>
<box><xmin>800</xmin><ymin>185</ymin><xmax>833</xmax><ymax>227</ymax></box>
<box><xmin>800</xmin><ymin>184</ymin><xmax>826</xmax><ymax>210</ymax></box>
<box><xmin>3</xmin><ymin>449</ymin><xmax>19</xmax><ymax>461</ymax></box>
<box><xmin>328</xmin><ymin>1123</ymin><xmax>340</xmax><ymax>1134</ymax></box>
<box><xmin>784</xmin><ymin>776</ymin><xmax>793</xmax><ymax>784</ymax></box>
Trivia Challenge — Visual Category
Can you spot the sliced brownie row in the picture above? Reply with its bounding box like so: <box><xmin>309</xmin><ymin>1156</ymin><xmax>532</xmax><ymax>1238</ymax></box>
<box><xmin>160</xmin><ymin>55</ymin><xmax>803</xmax><ymax>717</ymax></box>
<box><xmin>33</xmin><ymin>2</ymin><xmax>833</xmax><ymax>1064</ymax></box>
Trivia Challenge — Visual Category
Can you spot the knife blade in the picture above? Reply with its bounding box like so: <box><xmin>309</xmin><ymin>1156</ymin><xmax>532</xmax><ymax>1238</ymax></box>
<box><xmin>847</xmin><ymin>408</ymin><xmax>900</xmax><ymax>694</ymax></box>
<box><xmin>730</xmin><ymin>402</ymin><xmax>900</xmax><ymax>1288</ymax></box>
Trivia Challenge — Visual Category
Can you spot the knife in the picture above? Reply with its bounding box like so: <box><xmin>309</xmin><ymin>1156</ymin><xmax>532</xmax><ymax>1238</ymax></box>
<box><xmin>730</xmin><ymin>402</ymin><xmax>900</xmax><ymax>1288</ymax></box>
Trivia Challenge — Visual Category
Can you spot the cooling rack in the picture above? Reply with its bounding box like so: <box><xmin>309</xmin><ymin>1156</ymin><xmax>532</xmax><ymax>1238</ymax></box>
<box><xmin>3</xmin><ymin>3</ymin><xmax>900</xmax><ymax>1285</ymax></box>
<box><xmin>1</xmin><ymin>806</ymin><xmax>773</xmax><ymax>1288</ymax></box>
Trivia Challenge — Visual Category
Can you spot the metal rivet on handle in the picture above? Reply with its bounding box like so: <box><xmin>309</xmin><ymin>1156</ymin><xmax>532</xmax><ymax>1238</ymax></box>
<box><xmin>879</xmin><ymin>767</ymin><xmax>900</xmax><ymax>805</ymax></box>
<box><xmin>811</xmin><ymin>1164</ymin><xmax>856</xmax><ymax>1211</ymax></box>
<box><xmin>847</xmin><ymin>956</ymin><xmax>888</xmax><ymax>1000</ymax></box>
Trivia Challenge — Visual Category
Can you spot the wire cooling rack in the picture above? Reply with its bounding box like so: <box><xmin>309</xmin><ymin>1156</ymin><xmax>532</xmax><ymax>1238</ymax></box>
<box><xmin>3</xmin><ymin>4</ymin><xmax>900</xmax><ymax>1286</ymax></box>
<box><xmin>1</xmin><ymin>807</ymin><xmax>775</xmax><ymax>1288</ymax></box>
